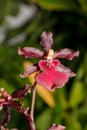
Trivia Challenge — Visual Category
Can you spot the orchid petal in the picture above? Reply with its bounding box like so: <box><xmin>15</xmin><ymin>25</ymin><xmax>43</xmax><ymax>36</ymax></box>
<box><xmin>36</xmin><ymin>69</ymin><xmax>68</xmax><ymax>91</ymax></box>
<box><xmin>36</xmin><ymin>59</ymin><xmax>69</xmax><ymax>91</ymax></box>
<box><xmin>18</xmin><ymin>47</ymin><xmax>44</xmax><ymax>58</ymax></box>
<box><xmin>57</xmin><ymin>64</ymin><xmax>76</xmax><ymax>77</ymax></box>
<box><xmin>11</xmin><ymin>84</ymin><xmax>30</xmax><ymax>99</ymax></box>
<box><xmin>54</xmin><ymin>48</ymin><xmax>79</xmax><ymax>60</ymax></box>
<box><xmin>20</xmin><ymin>65</ymin><xmax>37</xmax><ymax>78</ymax></box>
<box><xmin>1</xmin><ymin>106</ymin><xmax>10</xmax><ymax>127</ymax></box>
<box><xmin>0</xmin><ymin>88</ymin><xmax>11</xmax><ymax>108</ymax></box>
<box><xmin>40</xmin><ymin>31</ymin><xmax>53</xmax><ymax>51</ymax></box>
<box><xmin>38</xmin><ymin>59</ymin><xmax>60</xmax><ymax>71</ymax></box>
<box><xmin>9</xmin><ymin>100</ymin><xmax>22</xmax><ymax>111</ymax></box>
<box><xmin>36</xmin><ymin>60</ymin><xmax>69</xmax><ymax>91</ymax></box>
<box><xmin>48</xmin><ymin>124</ymin><xmax>66</xmax><ymax>130</ymax></box>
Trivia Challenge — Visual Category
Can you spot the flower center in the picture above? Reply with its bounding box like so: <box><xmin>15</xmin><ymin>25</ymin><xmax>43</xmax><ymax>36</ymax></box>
<box><xmin>46</xmin><ymin>49</ymin><xmax>54</xmax><ymax>67</ymax></box>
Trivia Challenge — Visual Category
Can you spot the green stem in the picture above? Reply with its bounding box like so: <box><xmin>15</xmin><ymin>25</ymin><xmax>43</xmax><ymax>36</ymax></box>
<box><xmin>30</xmin><ymin>82</ymin><xmax>36</xmax><ymax>121</ymax></box>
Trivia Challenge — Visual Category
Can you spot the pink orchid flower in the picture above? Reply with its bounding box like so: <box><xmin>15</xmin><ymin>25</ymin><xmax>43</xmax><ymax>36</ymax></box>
<box><xmin>18</xmin><ymin>31</ymin><xmax>79</xmax><ymax>91</ymax></box>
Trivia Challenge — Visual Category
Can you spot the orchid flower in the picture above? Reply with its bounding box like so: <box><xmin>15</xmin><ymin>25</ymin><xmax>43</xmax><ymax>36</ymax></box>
<box><xmin>0</xmin><ymin>31</ymin><xmax>79</xmax><ymax>130</ymax></box>
<box><xmin>0</xmin><ymin>85</ymin><xmax>30</xmax><ymax>127</ymax></box>
<box><xmin>18</xmin><ymin>31</ymin><xmax>79</xmax><ymax>91</ymax></box>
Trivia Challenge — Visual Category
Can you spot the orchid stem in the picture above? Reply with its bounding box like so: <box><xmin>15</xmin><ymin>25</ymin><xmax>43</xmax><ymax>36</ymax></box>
<box><xmin>30</xmin><ymin>82</ymin><xmax>37</xmax><ymax>121</ymax></box>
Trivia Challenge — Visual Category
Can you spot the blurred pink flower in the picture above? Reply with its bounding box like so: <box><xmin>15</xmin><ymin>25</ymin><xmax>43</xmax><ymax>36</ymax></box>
<box><xmin>18</xmin><ymin>31</ymin><xmax>79</xmax><ymax>91</ymax></box>
<box><xmin>48</xmin><ymin>124</ymin><xmax>66</xmax><ymax>130</ymax></box>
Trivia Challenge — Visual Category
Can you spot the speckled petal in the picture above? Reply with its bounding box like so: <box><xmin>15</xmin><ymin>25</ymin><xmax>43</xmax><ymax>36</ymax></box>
<box><xmin>20</xmin><ymin>65</ymin><xmax>37</xmax><ymax>78</ymax></box>
<box><xmin>18</xmin><ymin>47</ymin><xmax>44</xmax><ymax>58</ymax></box>
<box><xmin>56</xmin><ymin>64</ymin><xmax>76</xmax><ymax>77</ymax></box>
<box><xmin>54</xmin><ymin>48</ymin><xmax>79</xmax><ymax>60</ymax></box>
<box><xmin>40</xmin><ymin>31</ymin><xmax>53</xmax><ymax>51</ymax></box>
<box><xmin>11</xmin><ymin>84</ymin><xmax>30</xmax><ymax>99</ymax></box>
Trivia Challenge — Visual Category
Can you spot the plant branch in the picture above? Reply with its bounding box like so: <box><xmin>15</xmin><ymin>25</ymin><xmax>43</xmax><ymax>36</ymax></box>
<box><xmin>30</xmin><ymin>82</ymin><xmax>37</xmax><ymax>121</ymax></box>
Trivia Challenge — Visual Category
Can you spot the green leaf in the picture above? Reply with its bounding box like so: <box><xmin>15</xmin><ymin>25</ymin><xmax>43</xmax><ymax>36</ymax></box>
<box><xmin>84</xmin><ymin>52</ymin><xmax>87</xmax><ymax>75</ymax></box>
<box><xmin>78</xmin><ymin>0</ymin><xmax>87</xmax><ymax>12</ymax></box>
<box><xmin>67</xmin><ymin>119</ymin><xmax>82</xmax><ymax>130</ymax></box>
<box><xmin>31</xmin><ymin>0</ymin><xmax>78</xmax><ymax>11</ymax></box>
<box><xmin>66</xmin><ymin>110</ymin><xmax>82</xmax><ymax>130</ymax></box>
<box><xmin>0</xmin><ymin>0</ymin><xmax>11</xmax><ymax>24</ymax></box>
<box><xmin>0</xmin><ymin>79</ymin><xmax>15</xmax><ymax>93</ymax></box>
<box><xmin>69</xmin><ymin>80</ymin><xmax>85</xmax><ymax>108</ymax></box>
<box><xmin>56</xmin><ymin>88</ymin><xmax>69</xmax><ymax>110</ymax></box>
<box><xmin>79</xmin><ymin>106</ymin><xmax>87</xmax><ymax>115</ymax></box>
<box><xmin>84</xmin><ymin>125</ymin><xmax>87</xmax><ymax>130</ymax></box>
<box><xmin>35</xmin><ymin>108</ymin><xmax>53</xmax><ymax>130</ymax></box>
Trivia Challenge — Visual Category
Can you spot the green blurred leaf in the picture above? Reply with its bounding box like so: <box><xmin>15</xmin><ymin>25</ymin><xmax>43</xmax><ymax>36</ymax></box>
<box><xmin>57</xmin><ymin>88</ymin><xmax>69</xmax><ymax>110</ymax></box>
<box><xmin>35</xmin><ymin>108</ymin><xmax>52</xmax><ymax>130</ymax></box>
<box><xmin>67</xmin><ymin>119</ymin><xmax>82</xmax><ymax>130</ymax></box>
<box><xmin>78</xmin><ymin>0</ymin><xmax>87</xmax><ymax>12</ymax></box>
<box><xmin>79</xmin><ymin>105</ymin><xmax>87</xmax><ymax>115</ymax></box>
<box><xmin>84</xmin><ymin>125</ymin><xmax>87</xmax><ymax>130</ymax></box>
<box><xmin>84</xmin><ymin>52</ymin><xmax>87</xmax><ymax>75</ymax></box>
<box><xmin>0</xmin><ymin>0</ymin><xmax>12</xmax><ymax>24</ymax></box>
<box><xmin>76</xmin><ymin>63</ymin><xmax>84</xmax><ymax>80</ymax></box>
<box><xmin>69</xmin><ymin>80</ymin><xmax>85</xmax><ymax>108</ymax></box>
<box><xmin>0</xmin><ymin>79</ymin><xmax>15</xmax><ymax>93</ymax></box>
<box><xmin>31</xmin><ymin>0</ymin><xmax>78</xmax><ymax>11</ymax></box>
<box><xmin>66</xmin><ymin>110</ymin><xmax>82</xmax><ymax>130</ymax></box>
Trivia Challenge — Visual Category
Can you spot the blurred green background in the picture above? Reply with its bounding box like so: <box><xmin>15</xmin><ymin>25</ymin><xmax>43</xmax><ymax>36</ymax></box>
<box><xmin>0</xmin><ymin>0</ymin><xmax>87</xmax><ymax>130</ymax></box>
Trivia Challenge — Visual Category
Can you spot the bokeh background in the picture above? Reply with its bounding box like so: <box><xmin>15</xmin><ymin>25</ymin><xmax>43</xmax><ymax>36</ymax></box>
<box><xmin>0</xmin><ymin>0</ymin><xmax>87</xmax><ymax>130</ymax></box>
